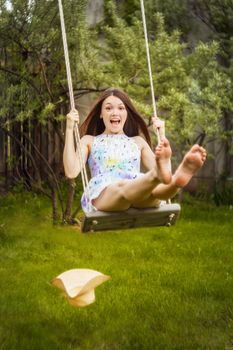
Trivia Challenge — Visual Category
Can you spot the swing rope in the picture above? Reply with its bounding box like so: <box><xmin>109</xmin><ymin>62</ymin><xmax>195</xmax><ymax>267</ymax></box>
<box><xmin>140</xmin><ymin>0</ymin><xmax>171</xmax><ymax>204</ymax></box>
<box><xmin>57</xmin><ymin>0</ymin><xmax>91</xmax><ymax>211</ymax></box>
<box><xmin>140</xmin><ymin>0</ymin><xmax>160</xmax><ymax>143</ymax></box>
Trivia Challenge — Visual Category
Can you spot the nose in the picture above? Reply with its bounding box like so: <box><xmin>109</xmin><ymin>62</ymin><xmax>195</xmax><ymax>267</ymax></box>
<box><xmin>111</xmin><ymin>108</ymin><xmax>120</xmax><ymax>116</ymax></box>
<box><xmin>111</xmin><ymin>109</ymin><xmax>117</xmax><ymax>116</ymax></box>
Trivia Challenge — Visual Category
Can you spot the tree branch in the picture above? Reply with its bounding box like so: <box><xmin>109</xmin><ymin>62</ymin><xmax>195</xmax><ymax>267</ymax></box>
<box><xmin>0</xmin><ymin>65</ymin><xmax>44</xmax><ymax>103</ymax></box>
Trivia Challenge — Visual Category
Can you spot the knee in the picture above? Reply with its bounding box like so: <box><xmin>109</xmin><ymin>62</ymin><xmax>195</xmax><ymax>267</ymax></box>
<box><xmin>107</xmin><ymin>180</ymin><xmax>127</xmax><ymax>201</ymax></box>
<box><xmin>113</xmin><ymin>181</ymin><xmax>126</xmax><ymax>199</ymax></box>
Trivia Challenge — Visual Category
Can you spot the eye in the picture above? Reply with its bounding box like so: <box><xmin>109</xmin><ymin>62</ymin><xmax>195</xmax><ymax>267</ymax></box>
<box><xmin>119</xmin><ymin>106</ymin><xmax>125</xmax><ymax>110</ymax></box>
<box><xmin>105</xmin><ymin>106</ymin><xmax>111</xmax><ymax>111</ymax></box>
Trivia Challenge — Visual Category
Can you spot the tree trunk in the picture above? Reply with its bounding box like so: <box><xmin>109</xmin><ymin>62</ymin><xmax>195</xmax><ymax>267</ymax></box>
<box><xmin>63</xmin><ymin>178</ymin><xmax>76</xmax><ymax>222</ymax></box>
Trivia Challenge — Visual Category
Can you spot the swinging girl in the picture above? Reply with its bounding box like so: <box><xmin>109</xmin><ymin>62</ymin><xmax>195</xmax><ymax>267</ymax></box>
<box><xmin>63</xmin><ymin>88</ymin><xmax>207</xmax><ymax>212</ymax></box>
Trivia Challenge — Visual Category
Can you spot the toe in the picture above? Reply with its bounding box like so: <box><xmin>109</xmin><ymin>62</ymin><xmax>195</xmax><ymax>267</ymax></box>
<box><xmin>192</xmin><ymin>144</ymin><xmax>201</xmax><ymax>152</ymax></box>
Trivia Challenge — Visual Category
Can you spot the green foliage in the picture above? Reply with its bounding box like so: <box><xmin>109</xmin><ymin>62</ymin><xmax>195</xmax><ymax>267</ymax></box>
<box><xmin>0</xmin><ymin>0</ymin><xmax>103</xmax><ymax>126</ymax></box>
<box><xmin>38</xmin><ymin>102</ymin><xmax>56</xmax><ymax>124</ymax></box>
<box><xmin>99</xmin><ymin>9</ymin><xmax>232</xmax><ymax>149</ymax></box>
<box><xmin>193</xmin><ymin>0</ymin><xmax>233</xmax><ymax>58</ymax></box>
<box><xmin>1</xmin><ymin>0</ymin><xmax>232</xmax><ymax>149</ymax></box>
<box><xmin>115</xmin><ymin>0</ymin><xmax>233</xmax><ymax>159</ymax></box>
<box><xmin>117</xmin><ymin>0</ymin><xmax>190</xmax><ymax>33</ymax></box>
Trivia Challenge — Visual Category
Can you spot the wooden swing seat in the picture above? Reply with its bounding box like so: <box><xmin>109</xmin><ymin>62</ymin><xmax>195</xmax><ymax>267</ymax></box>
<box><xmin>81</xmin><ymin>203</ymin><xmax>181</xmax><ymax>232</ymax></box>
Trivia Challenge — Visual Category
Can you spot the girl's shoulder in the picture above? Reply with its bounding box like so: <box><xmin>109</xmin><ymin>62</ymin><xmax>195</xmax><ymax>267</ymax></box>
<box><xmin>132</xmin><ymin>135</ymin><xmax>149</xmax><ymax>150</ymax></box>
<box><xmin>81</xmin><ymin>135</ymin><xmax>95</xmax><ymax>153</ymax></box>
<box><xmin>81</xmin><ymin>134</ymin><xmax>94</xmax><ymax>144</ymax></box>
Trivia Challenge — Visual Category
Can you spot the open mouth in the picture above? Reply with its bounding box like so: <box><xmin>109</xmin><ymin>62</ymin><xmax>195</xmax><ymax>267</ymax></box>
<box><xmin>110</xmin><ymin>119</ymin><xmax>121</xmax><ymax>125</ymax></box>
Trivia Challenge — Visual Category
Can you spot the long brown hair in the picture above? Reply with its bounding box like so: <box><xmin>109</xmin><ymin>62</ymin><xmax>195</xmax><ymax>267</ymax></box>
<box><xmin>80</xmin><ymin>88</ymin><xmax>152</xmax><ymax>147</ymax></box>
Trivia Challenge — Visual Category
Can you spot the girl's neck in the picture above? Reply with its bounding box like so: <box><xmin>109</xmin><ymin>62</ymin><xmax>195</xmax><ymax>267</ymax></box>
<box><xmin>102</xmin><ymin>130</ymin><xmax>125</xmax><ymax>135</ymax></box>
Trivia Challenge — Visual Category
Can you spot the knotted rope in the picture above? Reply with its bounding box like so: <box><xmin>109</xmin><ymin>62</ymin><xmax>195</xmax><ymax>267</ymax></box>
<box><xmin>57</xmin><ymin>0</ymin><xmax>91</xmax><ymax>211</ymax></box>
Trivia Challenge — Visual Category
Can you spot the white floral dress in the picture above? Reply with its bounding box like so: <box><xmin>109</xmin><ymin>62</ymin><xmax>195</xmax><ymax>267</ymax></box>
<box><xmin>81</xmin><ymin>134</ymin><xmax>143</xmax><ymax>212</ymax></box>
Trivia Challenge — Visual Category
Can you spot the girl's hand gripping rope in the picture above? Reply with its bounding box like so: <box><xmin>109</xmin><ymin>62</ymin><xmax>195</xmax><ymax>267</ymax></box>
<box><xmin>152</xmin><ymin>116</ymin><xmax>165</xmax><ymax>141</ymax></box>
<box><xmin>66</xmin><ymin>109</ymin><xmax>80</xmax><ymax>130</ymax></box>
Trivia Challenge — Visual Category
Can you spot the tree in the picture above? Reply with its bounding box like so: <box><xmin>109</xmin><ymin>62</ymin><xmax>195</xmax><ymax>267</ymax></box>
<box><xmin>0</xmin><ymin>0</ymin><xmax>104</xmax><ymax>221</ymax></box>
<box><xmin>1</xmin><ymin>0</ymin><xmax>232</xmax><ymax>222</ymax></box>
<box><xmin>100</xmin><ymin>3</ymin><xmax>232</xmax><ymax>159</ymax></box>
<box><xmin>115</xmin><ymin>0</ymin><xmax>233</xmax><ymax>173</ymax></box>
<box><xmin>191</xmin><ymin>0</ymin><xmax>233</xmax><ymax>181</ymax></box>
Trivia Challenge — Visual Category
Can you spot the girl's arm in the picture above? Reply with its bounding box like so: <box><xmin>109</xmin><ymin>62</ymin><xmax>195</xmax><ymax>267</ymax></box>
<box><xmin>63</xmin><ymin>110</ymin><xmax>92</xmax><ymax>179</ymax></box>
<box><xmin>136</xmin><ymin>137</ymin><xmax>156</xmax><ymax>171</ymax></box>
<box><xmin>136</xmin><ymin>116</ymin><xmax>169</xmax><ymax>171</ymax></box>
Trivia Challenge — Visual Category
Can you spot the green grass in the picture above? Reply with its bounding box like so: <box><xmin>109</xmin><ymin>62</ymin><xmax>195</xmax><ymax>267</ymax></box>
<box><xmin>0</xmin><ymin>192</ymin><xmax>233</xmax><ymax>350</ymax></box>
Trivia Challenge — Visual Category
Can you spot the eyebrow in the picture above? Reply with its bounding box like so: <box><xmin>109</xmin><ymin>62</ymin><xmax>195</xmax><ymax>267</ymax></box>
<box><xmin>104</xmin><ymin>102</ymin><xmax>125</xmax><ymax>106</ymax></box>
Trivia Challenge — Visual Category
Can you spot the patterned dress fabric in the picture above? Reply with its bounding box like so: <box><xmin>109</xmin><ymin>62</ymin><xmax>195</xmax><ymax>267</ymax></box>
<box><xmin>81</xmin><ymin>134</ymin><xmax>143</xmax><ymax>212</ymax></box>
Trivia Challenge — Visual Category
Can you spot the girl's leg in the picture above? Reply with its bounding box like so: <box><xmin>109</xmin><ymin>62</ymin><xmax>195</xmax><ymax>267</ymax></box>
<box><xmin>93</xmin><ymin>170</ymin><xmax>160</xmax><ymax>211</ymax></box>
<box><xmin>122</xmin><ymin>144</ymin><xmax>207</xmax><ymax>208</ymax></box>
<box><xmin>93</xmin><ymin>140</ymin><xmax>172</xmax><ymax>211</ymax></box>
<box><xmin>93</xmin><ymin>144</ymin><xmax>206</xmax><ymax>211</ymax></box>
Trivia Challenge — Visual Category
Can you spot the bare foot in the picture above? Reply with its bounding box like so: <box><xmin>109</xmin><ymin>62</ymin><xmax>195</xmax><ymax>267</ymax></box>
<box><xmin>155</xmin><ymin>138</ymin><xmax>172</xmax><ymax>184</ymax></box>
<box><xmin>174</xmin><ymin>145</ymin><xmax>207</xmax><ymax>187</ymax></box>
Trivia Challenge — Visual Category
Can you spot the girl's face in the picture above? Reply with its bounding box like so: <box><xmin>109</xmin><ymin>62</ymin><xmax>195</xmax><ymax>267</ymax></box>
<box><xmin>101</xmin><ymin>95</ymin><xmax>127</xmax><ymax>134</ymax></box>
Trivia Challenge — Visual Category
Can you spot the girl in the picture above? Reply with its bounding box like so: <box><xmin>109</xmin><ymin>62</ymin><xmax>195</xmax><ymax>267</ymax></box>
<box><xmin>63</xmin><ymin>88</ymin><xmax>207</xmax><ymax>212</ymax></box>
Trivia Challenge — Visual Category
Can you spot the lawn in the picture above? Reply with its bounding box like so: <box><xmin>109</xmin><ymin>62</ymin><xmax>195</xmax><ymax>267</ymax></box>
<box><xmin>0</xmin><ymin>192</ymin><xmax>233</xmax><ymax>350</ymax></box>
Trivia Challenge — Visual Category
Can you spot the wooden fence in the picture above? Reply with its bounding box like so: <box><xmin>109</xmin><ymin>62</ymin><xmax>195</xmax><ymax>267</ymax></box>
<box><xmin>0</xmin><ymin>119</ymin><xmax>65</xmax><ymax>191</ymax></box>
<box><xmin>0</xmin><ymin>118</ymin><xmax>232</xmax><ymax>195</ymax></box>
